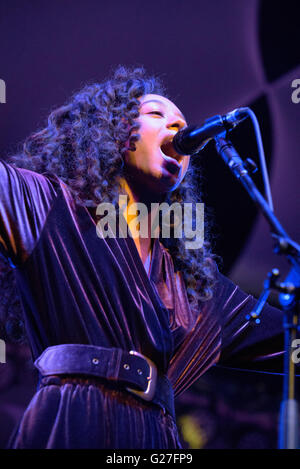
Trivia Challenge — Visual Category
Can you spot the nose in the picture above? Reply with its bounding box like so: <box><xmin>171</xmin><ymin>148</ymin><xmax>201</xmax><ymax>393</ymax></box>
<box><xmin>166</xmin><ymin>115</ymin><xmax>186</xmax><ymax>132</ymax></box>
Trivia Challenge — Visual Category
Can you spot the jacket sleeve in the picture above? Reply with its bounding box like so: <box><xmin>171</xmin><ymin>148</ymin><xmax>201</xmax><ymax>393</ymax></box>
<box><xmin>216</xmin><ymin>270</ymin><xmax>287</xmax><ymax>373</ymax></box>
<box><xmin>0</xmin><ymin>159</ymin><xmax>58</xmax><ymax>266</ymax></box>
<box><xmin>168</xmin><ymin>265</ymin><xmax>288</xmax><ymax>397</ymax></box>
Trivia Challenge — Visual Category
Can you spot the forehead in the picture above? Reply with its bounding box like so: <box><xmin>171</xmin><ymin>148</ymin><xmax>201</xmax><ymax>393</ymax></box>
<box><xmin>139</xmin><ymin>94</ymin><xmax>186</xmax><ymax>120</ymax></box>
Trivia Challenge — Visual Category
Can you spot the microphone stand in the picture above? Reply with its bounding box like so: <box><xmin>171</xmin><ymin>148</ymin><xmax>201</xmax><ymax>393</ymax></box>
<box><xmin>214</xmin><ymin>135</ymin><xmax>300</xmax><ymax>449</ymax></box>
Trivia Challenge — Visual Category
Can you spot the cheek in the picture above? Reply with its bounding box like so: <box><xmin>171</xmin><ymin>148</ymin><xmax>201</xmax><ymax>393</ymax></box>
<box><xmin>123</xmin><ymin>144</ymin><xmax>147</xmax><ymax>170</ymax></box>
<box><xmin>123</xmin><ymin>149</ymin><xmax>137</xmax><ymax>169</ymax></box>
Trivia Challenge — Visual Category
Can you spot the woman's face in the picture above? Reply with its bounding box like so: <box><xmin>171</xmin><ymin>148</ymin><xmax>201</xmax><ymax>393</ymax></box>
<box><xmin>123</xmin><ymin>94</ymin><xmax>190</xmax><ymax>195</ymax></box>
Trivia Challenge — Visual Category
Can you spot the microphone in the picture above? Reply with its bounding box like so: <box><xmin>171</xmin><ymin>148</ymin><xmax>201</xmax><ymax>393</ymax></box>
<box><xmin>172</xmin><ymin>107</ymin><xmax>249</xmax><ymax>155</ymax></box>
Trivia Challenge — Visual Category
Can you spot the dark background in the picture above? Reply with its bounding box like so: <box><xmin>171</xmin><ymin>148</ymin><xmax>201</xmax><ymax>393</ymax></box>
<box><xmin>0</xmin><ymin>0</ymin><xmax>299</xmax><ymax>449</ymax></box>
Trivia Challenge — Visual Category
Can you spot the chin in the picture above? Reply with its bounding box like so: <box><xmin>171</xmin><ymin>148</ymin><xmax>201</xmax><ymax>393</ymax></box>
<box><xmin>155</xmin><ymin>178</ymin><xmax>181</xmax><ymax>195</ymax></box>
<box><xmin>162</xmin><ymin>174</ymin><xmax>183</xmax><ymax>193</ymax></box>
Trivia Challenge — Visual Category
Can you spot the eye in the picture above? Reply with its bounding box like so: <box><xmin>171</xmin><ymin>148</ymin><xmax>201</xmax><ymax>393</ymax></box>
<box><xmin>148</xmin><ymin>111</ymin><xmax>164</xmax><ymax>117</ymax></box>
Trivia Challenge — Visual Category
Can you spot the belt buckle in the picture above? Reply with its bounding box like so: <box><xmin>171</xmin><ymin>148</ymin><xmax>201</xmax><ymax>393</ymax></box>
<box><xmin>126</xmin><ymin>351</ymin><xmax>157</xmax><ymax>401</ymax></box>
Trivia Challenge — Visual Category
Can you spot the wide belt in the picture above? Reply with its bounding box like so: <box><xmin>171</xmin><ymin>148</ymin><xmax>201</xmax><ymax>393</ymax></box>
<box><xmin>34</xmin><ymin>344</ymin><xmax>175</xmax><ymax>419</ymax></box>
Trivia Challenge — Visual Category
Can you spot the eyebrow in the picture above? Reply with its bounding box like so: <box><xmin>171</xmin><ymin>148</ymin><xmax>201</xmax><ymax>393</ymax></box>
<box><xmin>140</xmin><ymin>99</ymin><xmax>186</xmax><ymax>122</ymax></box>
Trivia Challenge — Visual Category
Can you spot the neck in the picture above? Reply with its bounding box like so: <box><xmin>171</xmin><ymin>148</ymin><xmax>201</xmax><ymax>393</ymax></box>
<box><xmin>119</xmin><ymin>177</ymin><xmax>163</xmax><ymax>264</ymax></box>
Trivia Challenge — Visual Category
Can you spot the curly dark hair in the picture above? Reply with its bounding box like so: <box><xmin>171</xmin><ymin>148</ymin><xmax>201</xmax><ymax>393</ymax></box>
<box><xmin>0</xmin><ymin>65</ymin><xmax>216</xmax><ymax>343</ymax></box>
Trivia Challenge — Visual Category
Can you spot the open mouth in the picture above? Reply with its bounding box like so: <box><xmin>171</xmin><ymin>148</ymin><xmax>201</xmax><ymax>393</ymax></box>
<box><xmin>160</xmin><ymin>141</ymin><xmax>181</xmax><ymax>170</ymax></box>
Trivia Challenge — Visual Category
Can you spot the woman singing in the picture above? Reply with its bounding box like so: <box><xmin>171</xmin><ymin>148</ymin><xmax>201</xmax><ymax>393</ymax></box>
<box><xmin>0</xmin><ymin>66</ymin><xmax>283</xmax><ymax>449</ymax></box>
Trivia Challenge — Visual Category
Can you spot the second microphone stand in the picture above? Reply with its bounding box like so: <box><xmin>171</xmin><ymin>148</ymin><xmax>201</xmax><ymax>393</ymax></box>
<box><xmin>214</xmin><ymin>134</ymin><xmax>300</xmax><ymax>449</ymax></box>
